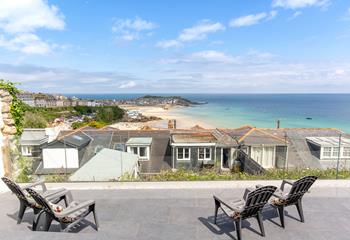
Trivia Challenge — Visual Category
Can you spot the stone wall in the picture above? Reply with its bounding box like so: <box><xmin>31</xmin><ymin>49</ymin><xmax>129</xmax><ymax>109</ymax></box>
<box><xmin>0</xmin><ymin>89</ymin><xmax>16</xmax><ymax>181</ymax></box>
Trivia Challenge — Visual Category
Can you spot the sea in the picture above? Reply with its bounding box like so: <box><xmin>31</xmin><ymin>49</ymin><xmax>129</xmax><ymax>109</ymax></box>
<box><xmin>65</xmin><ymin>94</ymin><xmax>350</xmax><ymax>133</ymax></box>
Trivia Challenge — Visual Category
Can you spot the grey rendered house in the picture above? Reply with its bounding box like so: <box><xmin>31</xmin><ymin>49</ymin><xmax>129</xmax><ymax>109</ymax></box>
<box><xmin>42</xmin><ymin>129</ymin><xmax>172</xmax><ymax>176</ymax></box>
<box><xmin>214</xmin><ymin>126</ymin><xmax>288</xmax><ymax>170</ymax></box>
<box><xmin>20</xmin><ymin>129</ymin><xmax>49</xmax><ymax>169</ymax></box>
<box><xmin>170</xmin><ymin>131</ymin><xmax>217</xmax><ymax>169</ymax></box>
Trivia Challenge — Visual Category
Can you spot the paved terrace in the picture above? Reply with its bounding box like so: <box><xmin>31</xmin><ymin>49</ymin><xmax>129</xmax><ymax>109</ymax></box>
<box><xmin>0</xmin><ymin>181</ymin><xmax>350</xmax><ymax>240</ymax></box>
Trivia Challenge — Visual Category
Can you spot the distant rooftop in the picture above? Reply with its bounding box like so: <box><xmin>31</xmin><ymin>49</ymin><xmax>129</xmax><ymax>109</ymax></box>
<box><xmin>306</xmin><ymin>137</ymin><xmax>350</xmax><ymax>147</ymax></box>
<box><xmin>126</xmin><ymin>137</ymin><xmax>153</xmax><ymax>145</ymax></box>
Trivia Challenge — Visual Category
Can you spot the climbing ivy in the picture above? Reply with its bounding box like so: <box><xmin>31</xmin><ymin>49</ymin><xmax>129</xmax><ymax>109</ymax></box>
<box><xmin>0</xmin><ymin>79</ymin><xmax>26</xmax><ymax>135</ymax></box>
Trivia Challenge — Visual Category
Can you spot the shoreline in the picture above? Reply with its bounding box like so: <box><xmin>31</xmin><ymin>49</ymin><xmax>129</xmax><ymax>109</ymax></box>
<box><xmin>109</xmin><ymin>105</ymin><xmax>214</xmax><ymax>130</ymax></box>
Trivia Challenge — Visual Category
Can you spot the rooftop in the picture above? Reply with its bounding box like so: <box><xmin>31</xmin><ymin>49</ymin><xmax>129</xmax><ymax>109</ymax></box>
<box><xmin>0</xmin><ymin>181</ymin><xmax>349</xmax><ymax>240</ymax></box>
<box><xmin>126</xmin><ymin>137</ymin><xmax>153</xmax><ymax>146</ymax></box>
<box><xmin>306</xmin><ymin>136</ymin><xmax>350</xmax><ymax>147</ymax></box>
<box><xmin>172</xmin><ymin>132</ymin><xmax>217</xmax><ymax>144</ymax></box>
<box><xmin>20</xmin><ymin>129</ymin><xmax>48</xmax><ymax>145</ymax></box>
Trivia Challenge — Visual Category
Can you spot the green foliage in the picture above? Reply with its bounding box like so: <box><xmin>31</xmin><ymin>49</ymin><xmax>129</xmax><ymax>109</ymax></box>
<box><xmin>72</xmin><ymin>120</ymin><xmax>107</xmax><ymax>129</ymax></box>
<box><xmin>145</xmin><ymin>168</ymin><xmax>350</xmax><ymax>181</ymax></box>
<box><xmin>15</xmin><ymin>155</ymin><xmax>33</xmax><ymax>183</ymax></box>
<box><xmin>28</xmin><ymin>105</ymin><xmax>124</xmax><ymax>129</ymax></box>
<box><xmin>0</xmin><ymin>80</ymin><xmax>26</xmax><ymax>135</ymax></box>
<box><xmin>45</xmin><ymin>174</ymin><xmax>68</xmax><ymax>182</ymax></box>
<box><xmin>95</xmin><ymin>106</ymin><xmax>124</xmax><ymax>123</ymax></box>
<box><xmin>23</xmin><ymin>112</ymin><xmax>48</xmax><ymax>128</ymax></box>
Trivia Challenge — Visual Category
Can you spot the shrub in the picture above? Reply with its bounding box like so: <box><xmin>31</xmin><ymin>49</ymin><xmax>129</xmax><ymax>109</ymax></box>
<box><xmin>23</xmin><ymin>112</ymin><xmax>48</xmax><ymax>128</ymax></box>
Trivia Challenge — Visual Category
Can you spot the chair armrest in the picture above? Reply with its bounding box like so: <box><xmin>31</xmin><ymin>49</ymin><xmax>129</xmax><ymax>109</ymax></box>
<box><xmin>272</xmin><ymin>193</ymin><xmax>285</xmax><ymax>200</ymax></box>
<box><xmin>45</xmin><ymin>189</ymin><xmax>69</xmax><ymax>201</ymax></box>
<box><xmin>22</xmin><ymin>180</ymin><xmax>47</xmax><ymax>192</ymax></box>
<box><xmin>281</xmin><ymin>179</ymin><xmax>293</xmax><ymax>191</ymax></box>
<box><xmin>213</xmin><ymin>196</ymin><xmax>244</xmax><ymax>212</ymax></box>
<box><xmin>57</xmin><ymin>200</ymin><xmax>95</xmax><ymax>217</ymax></box>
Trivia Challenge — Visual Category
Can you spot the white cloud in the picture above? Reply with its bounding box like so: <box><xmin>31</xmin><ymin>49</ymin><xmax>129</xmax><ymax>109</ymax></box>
<box><xmin>190</xmin><ymin>50</ymin><xmax>237</xmax><ymax>63</ymax></box>
<box><xmin>272</xmin><ymin>0</ymin><xmax>330</xmax><ymax>9</ymax></box>
<box><xmin>0</xmin><ymin>33</ymin><xmax>51</xmax><ymax>54</ymax></box>
<box><xmin>112</xmin><ymin>16</ymin><xmax>158</xmax><ymax>41</ymax></box>
<box><xmin>159</xmin><ymin>50</ymin><xmax>277</xmax><ymax>65</ymax></box>
<box><xmin>118</xmin><ymin>81</ymin><xmax>137</xmax><ymax>89</ymax></box>
<box><xmin>334</xmin><ymin>69</ymin><xmax>345</xmax><ymax>76</ymax></box>
<box><xmin>157</xmin><ymin>20</ymin><xmax>225</xmax><ymax>48</ymax></box>
<box><xmin>229</xmin><ymin>11</ymin><xmax>277</xmax><ymax>27</ymax></box>
<box><xmin>288</xmin><ymin>11</ymin><xmax>302</xmax><ymax>20</ymax></box>
<box><xmin>178</xmin><ymin>21</ymin><xmax>225</xmax><ymax>42</ymax></box>
<box><xmin>156</xmin><ymin>39</ymin><xmax>182</xmax><ymax>48</ymax></box>
<box><xmin>340</xmin><ymin>7</ymin><xmax>350</xmax><ymax>21</ymax></box>
<box><xmin>0</xmin><ymin>0</ymin><xmax>65</xmax><ymax>54</ymax></box>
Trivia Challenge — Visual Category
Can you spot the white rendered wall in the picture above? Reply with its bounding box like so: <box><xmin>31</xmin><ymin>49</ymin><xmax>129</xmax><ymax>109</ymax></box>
<box><xmin>43</xmin><ymin>148</ymin><xmax>79</xmax><ymax>169</ymax></box>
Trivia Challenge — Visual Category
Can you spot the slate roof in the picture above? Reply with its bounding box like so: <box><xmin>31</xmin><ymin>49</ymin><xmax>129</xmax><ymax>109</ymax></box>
<box><xmin>57</xmin><ymin>129</ymin><xmax>172</xmax><ymax>173</ymax></box>
<box><xmin>216</xmin><ymin>126</ymin><xmax>287</xmax><ymax>146</ymax></box>
<box><xmin>46</xmin><ymin>132</ymin><xmax>91</xmax><ymax>148</ymax></box>
<box><xmin>126</xmin><ymin>137</ymin><xmax>153</xmax><ymax>146</ymax></box>
<box><xmin>172</xmin><ymin>132</ymin><xmax>217</xmax><ymax>144</ymax></box>
<box><xmin>20</xmin><ymin>129</ymin><xmax>48</xmax><ymax>146</ymax></box>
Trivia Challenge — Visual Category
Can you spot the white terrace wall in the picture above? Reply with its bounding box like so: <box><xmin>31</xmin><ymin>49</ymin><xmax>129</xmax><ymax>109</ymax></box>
<box><xmin>0</xmin><ymin>89</ymin><xmax>16</xmax><ymax>192</ymax></box>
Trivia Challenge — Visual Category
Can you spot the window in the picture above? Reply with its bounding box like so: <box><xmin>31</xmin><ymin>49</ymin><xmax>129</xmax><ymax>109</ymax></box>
<box><xmin>177</xmin><ymin>147</ymin><xmax>190</xmax><ymax>160</ymax></box>
<box><xmin>128</xmin><ymin>146</ymin><xmax>149</xmax><ymax>160</ymax></box>
<box><xmin>139</xmin><ymin>147</ymin><xmax>147</xmax><ymax>157</ymax></box>
<box><xmin>114</xmin><ymin>143</ymin><xmax>125</xmax><ymax>151</ymax></box>
<box><xmin>343</xmin><ymin>147</ymin><xmax>350</xmax><ymax>157</ymax></box>
<box><xmin>198</xmin><ymin>147</ymin><xmax>211</xmax><ymax>160</ymax></box>
<box><xmin>323</xmin><ymin>147</ymin><xmax>332</xmax><ymax>157</ymax></box>
<box><xmin>21</xmin><ymin>146</ymin><xmax>32</xmax><ymax>156</ymax></box>
<box><xmin>332</xmin><ymin>147</ymin><xmax>339</xmax><ymax>157</ymax></box>
<box><xmin>131</xmin><ymin>147</ymin><xmax>138</xmax><ymax>155</ymax></box>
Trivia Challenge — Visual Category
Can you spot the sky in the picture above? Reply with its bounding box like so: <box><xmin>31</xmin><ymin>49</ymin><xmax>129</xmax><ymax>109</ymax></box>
<box><xmin>0</xmin><ymin>0</ymin><xmax>349</xmax><ymax>93</ymax></box>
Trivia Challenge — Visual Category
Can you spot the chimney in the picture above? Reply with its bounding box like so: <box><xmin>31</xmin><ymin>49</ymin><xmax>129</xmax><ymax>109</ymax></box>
<box><xmin>276</xmin><ymin>119</ymin><xmax>280</xmax><ymax>129</ymax></box>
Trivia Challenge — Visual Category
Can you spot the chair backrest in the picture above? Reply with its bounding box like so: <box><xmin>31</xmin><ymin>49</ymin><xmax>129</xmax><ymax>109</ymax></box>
<box><xmin>1</xmin><ymin>177</ymin><xmax>29</xmax><ymax>205</ymax></box>
<box><xmin>241</xmin><ymin>185</ymin><xmax>277</xmax><ymax>219</ymax></box>
<box><xmin>26</xmin><ymin>188</ymin><xmax>56</xmax><ymax>219</ymax></box>
<box><xmin>286</xmin><ymin>176</ymin><xmax>317</xmax><ymax>205</ymax></box>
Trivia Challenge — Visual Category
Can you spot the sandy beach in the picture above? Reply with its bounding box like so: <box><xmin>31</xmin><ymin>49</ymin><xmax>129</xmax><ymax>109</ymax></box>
<box><xmin>109</xmin><ymin>105</ymin><xmax>214</xmax><ymax>130</ymax></box>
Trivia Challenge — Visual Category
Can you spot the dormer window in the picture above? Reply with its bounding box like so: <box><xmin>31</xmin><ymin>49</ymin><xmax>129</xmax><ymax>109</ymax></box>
<box><xmin>126</xmin><ymin>137</ymin><xmax>152</xmax><ymax>161</ymax></box>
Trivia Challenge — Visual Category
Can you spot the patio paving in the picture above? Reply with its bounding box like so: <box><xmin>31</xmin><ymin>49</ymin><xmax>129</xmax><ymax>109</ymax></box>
<box><xmin>0</xmin><ymin>186</ymin><xmax>350</xmax><ymax>240</ymax></box>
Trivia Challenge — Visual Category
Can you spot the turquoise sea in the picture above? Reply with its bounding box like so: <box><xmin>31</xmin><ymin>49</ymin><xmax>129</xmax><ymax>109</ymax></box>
<box><xmin>65</xmin><ymin>94</ymin><xmax>350</xmax><ymax>133</ymax></box>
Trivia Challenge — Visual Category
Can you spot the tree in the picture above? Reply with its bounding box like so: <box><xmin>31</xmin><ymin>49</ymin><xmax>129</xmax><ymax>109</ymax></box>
<box><xmin>23</xmin><ymin>112</ymin><xmax>48</xmax><ymax>128</ymax></box>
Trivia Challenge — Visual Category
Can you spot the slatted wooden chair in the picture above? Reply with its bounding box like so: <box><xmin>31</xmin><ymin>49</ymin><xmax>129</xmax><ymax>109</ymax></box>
<box><xmin>26</xmin><ymin>187</ymin><xmax>99</xmax><ymax>232</ymax></box>
<box><xmin>1</xmin><ymin>177</ymin><xmax>68</xmax><ymax>229</ymax></box>
<box><xmin>271</xmin><ymin>176</ymin><xmax>317</xmax><ymax>228</ymax></box>
<box><xmin>213</xmin><ymin>185</ymin><xmax>277</xmax><ymax>240</ymax></box>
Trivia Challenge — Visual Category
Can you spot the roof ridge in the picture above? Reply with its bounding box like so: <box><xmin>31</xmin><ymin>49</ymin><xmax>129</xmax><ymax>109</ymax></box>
<box><xmin>238</xmin><ymin>128</ymin><xmax>256</xmax><ymax>142</ymax></box>
<box><xmin>254</xmin><ymin>128</ymin><xmax>288</xmax><ymax>143</ymax></box>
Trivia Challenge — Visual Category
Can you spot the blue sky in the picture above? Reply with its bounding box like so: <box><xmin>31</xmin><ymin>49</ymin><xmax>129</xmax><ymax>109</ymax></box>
<box><xmin>0</xmin><ymin>0</ymin><xmax>349</xmax><ymax>93</ymax></box>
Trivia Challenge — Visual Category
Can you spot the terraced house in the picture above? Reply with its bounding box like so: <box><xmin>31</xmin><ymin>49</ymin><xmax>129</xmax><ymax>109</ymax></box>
<box><xmin>20</xmin><ymin>125</ymin><xmax>349</xmax><ymax>180</ymax></box>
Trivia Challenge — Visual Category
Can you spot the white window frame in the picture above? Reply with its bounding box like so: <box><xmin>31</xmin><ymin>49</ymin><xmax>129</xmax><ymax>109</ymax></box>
<box><xmin>332</xmin><ymin>147</ymin><xmax>339</xmax><ymax>157</ymax></box>
<box><xmin>127</xmin><ymin>146</ymin><xmax>150</xmax><ymax>160</ymax></box>
<box><xmin>343</xmin><ymin>147</ymin><xmax>350</xmax><ymax>157</ymax></box>
<box><xmin>322</xmin><ymin>147</ymin><xmax>332</xmax><ymax>158</ymax></box>
<box><xmin>198</xmin><ymin>147</ymin><xmax>212</xmax><ymax>160</ymax></box>
<box><xmin>177</xmin><ymin>147</ymin><xmax>191</xmax><ymax>161</ymax></box>
<box><xmin>21</xmin><ymin>146</ymin><xmax>32</xmax><ymax>156</ymax></box>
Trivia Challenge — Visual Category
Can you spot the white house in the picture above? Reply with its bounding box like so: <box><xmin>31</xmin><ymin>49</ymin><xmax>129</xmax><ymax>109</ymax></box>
<box><xmin>39</xmin><ymin>134</ymin><xmax>91</xmax><ymax>173</ymax></box>
<box><xmin>306</xmin><ymin>136</ymin><xmax>350</xmax><ymax>169</ymax></box>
